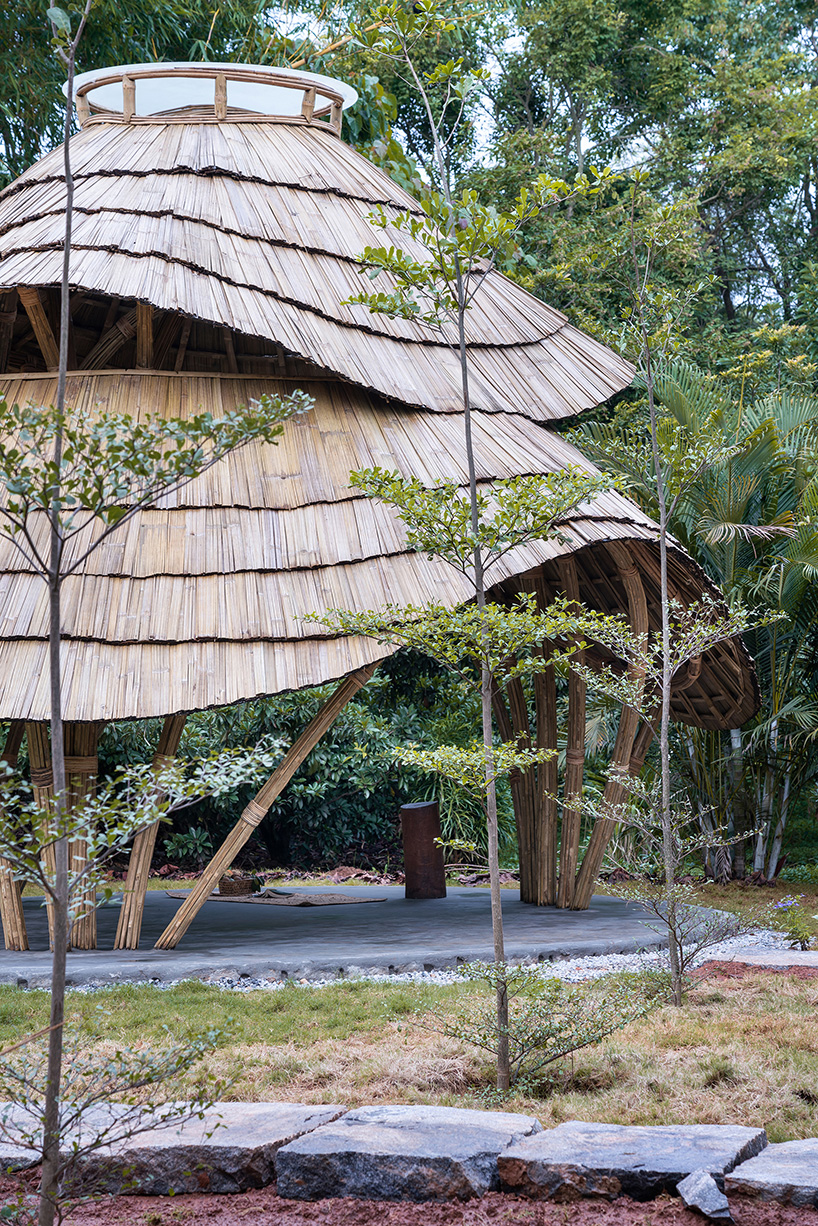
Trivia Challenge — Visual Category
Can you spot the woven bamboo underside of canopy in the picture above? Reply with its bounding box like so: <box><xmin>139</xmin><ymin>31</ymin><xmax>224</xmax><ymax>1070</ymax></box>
<box><xmin>0</xmin><ymin>371</ymin><xmax>757</xmax><ymax>728</ymax></box>
<box><xmin>0</xmin><ymin>119</ymin><xmax>633</xmax><ymax>419</ymax></box>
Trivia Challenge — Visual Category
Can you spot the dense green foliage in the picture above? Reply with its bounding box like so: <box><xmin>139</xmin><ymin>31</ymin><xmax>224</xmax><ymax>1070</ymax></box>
<box><xmin>100</xmin><ymin>653</ymin><xmax>518</xmax><ymax>870</ymax></box>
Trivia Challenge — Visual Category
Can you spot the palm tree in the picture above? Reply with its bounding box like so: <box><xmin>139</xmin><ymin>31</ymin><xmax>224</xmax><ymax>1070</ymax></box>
<box><xmin>577</xmin><ymin>361</ymin><xmax>818</xmax><ymax>878</ymax></box>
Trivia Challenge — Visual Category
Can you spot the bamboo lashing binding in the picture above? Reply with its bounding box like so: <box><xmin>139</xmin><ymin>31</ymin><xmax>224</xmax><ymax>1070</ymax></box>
<box><xmin>155</xmin><ymin>664</ymin><xmax>377</xmax><ymax>949</ymax></box>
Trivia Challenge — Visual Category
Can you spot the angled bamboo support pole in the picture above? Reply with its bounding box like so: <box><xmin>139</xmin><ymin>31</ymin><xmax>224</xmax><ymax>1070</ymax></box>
<box><xmin>557</xmin><ymin>556</ymin><xmax>587</xmax><ymax>909</ymax></box>
<box><xmin>114</xmin><ymin>713</ymin><xmax>187</xmax><ymax>950</ymax></box>
<box><xmin>155</xmin><ymin>664</ymin><xmax>377</xmax><ymax>950</ymax></box>
<box><xmin>81</xmin><ymin>306</ymin><xmax>137</xmax><ymax>370</ymax></box>
<box><xmin>0</xmin><ymin>721</ymin><xmax>28</xmax><ymax>951</ymax></box>
<box><xmin>572</xmin><ymin>543</ymin><xmax>649</xmax><ymax>909</ymax></box>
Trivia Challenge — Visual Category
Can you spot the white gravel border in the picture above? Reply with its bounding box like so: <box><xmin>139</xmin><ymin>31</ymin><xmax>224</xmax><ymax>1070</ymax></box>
<box><xmin>63</xmin><ymin>927</ymin><xmax>793</xmax><ymax>995</ymax></box>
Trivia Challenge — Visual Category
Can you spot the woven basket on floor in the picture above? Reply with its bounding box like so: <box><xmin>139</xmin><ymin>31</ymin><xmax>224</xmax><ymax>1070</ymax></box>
<box><xmin>218</xmin><ymin>875</ymin><xmax>254</xmax><ymax>896</ymax></box>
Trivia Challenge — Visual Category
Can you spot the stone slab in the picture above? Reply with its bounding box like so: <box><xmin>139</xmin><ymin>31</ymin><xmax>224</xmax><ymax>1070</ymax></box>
<box><xmin>498</xmin><ymin>1121</ymin><xmax>767</xmax><ymax>1201</ymax></box>
<box><xmin>725</xmin><ymin>1139</ymin><xmax>818</xmax><ymax>1208</ymax></box>
<box><xmin>75</xmin><ymin>1102</ymin><xmax>346</xmax><ymax>1194</ymax></box>
<box><xmin>0</xmin><ymin>1101</ymin><xmax>133</xmax><ymax>1172</ymax></box>
<box><xmin>678</xmin><ymin>1168</ymin><xmax>732</xmax><ymax>1220</ymax></box>
<box><xmin>275</xmin><ymin>1104</ymin><xmax>542</xmax><ymax>1201</ymax></box>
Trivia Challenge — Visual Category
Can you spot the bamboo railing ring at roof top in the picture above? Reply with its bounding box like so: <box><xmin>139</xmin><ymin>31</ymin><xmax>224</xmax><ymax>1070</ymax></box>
<box><xmin>74</xmin><ymin>65</ymin><xmax>348</xmax><ymax>135</ymax></box>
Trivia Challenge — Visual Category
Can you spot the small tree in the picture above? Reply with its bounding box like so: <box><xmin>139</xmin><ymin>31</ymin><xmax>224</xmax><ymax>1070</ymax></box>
<box><xmin>571</xmin><ymin>176</ymin><xmax>762</xmax><ymax>1003</ymax></box>
<box><xmin>321</xmin><ymin>470</ymin><xmax>638</xmax><ymax>1090</ymax></box>
<box><xmin>336</xmin><ymin>0</ymin><xmax>620</xmax><ymax>1090</ymax></box>
<box><xmin>0</xmin><ymin>8</ymin><xmax>311</xmax><ymax>1221</ymax></box>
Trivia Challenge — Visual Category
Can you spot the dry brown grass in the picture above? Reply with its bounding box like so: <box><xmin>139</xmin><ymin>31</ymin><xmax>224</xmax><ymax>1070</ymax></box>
<box><xmin>89</xmin><ymin>973</ymin><xmax>818</xmax><ymax>1143</ymax></box>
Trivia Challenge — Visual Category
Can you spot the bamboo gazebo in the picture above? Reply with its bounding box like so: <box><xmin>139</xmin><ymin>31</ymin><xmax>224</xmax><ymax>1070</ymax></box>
<box><xmin>0</xmin><ymin>62</ymin><xmax>757</xmax><ymax>952</ymax></box>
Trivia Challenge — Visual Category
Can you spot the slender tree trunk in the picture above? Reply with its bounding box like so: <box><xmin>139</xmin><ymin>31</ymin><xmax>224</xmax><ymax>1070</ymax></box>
<box><xmin>39</xmin><ymin>17</ymin><xmax>87</xmax><ymax>1220</ymax></box>
<box><xmin>457</xmin><ymin>293</ymin><xmax>509</xmax><ymax>1090</ymax></box>
<box><xmin>40</xmin><ymin>581</ymin><xmax>68</xmax><ymax>1226</ymax></box>
<box><xmin>755</xmin><ymin>718</ymin><xmax>778</xmax><ymax>873</ymax></box>
<box><xmin>636</xmin><ymin>217</ymin><xmax>683</xmax><ymax>1006</ymax></box>
<box><xmin>729</xmin><ymin>728</ymin><xmax>747</xmax><ymax>878</ymax></box>
<box><xmin>766</xmin><ymin>767</ymin><xmax>790</xmax><ymax>880</ymax></box>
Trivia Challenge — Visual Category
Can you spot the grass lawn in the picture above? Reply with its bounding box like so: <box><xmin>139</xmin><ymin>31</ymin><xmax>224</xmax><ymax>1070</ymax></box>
<box><xmin>8</xmin><ymin>875</ymin><xmax>816</xmax><ymax>1145</ymax></box>
<box><xmin>0</xmin><ymin>968</ymin><xmax>816</xmax><ymax>1143</ymax></box>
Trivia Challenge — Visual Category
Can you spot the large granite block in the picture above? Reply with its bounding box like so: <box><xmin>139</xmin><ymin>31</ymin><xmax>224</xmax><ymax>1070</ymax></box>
<box><xmin>498</xmin><ymin>1121</ymin><xmax>767</xmax><ymax>1201</ymax></box>
<box><xmin>725</xmin><ymin>1139</ymin><xmax>818</xmax><ymax>1208</ymax></box>
<box><xmin>75</xmin><ymin>1101</ymin><xmax>346</xmax><ymax>1194</ymax></box>
<box><xmin>275</xmin><ymin>1104</ymin><xmax>542</xmax><ymax>1201</ymax></box>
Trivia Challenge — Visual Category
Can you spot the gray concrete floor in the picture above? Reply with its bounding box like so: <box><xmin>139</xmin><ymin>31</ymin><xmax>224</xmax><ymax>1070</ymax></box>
<box><xmin>0</xmin><ymin>886</ymin><xmax>665</xmax><ymax>988</ymax></box>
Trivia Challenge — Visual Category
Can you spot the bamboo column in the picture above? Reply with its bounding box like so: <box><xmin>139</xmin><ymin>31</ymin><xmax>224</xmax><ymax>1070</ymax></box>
<box><xmin>534</xmin><ymin>641</ymin><xmax>558</xmax><ymax>905</ymax></box>
<box><xmin>64</xmin><ymin>723</ymin><xmax>102</xmax><ymax>949</ymax></box>
<box><xmin>492</xmin><ymin>676</ymin><xmax>541</xmax><ymax>902</ymax></box>
<box><xmin>557</xmin><ymin>557</ymin><xmax>587</xmax><ymax>909</ymax></box>
<box><xmin>0</xmin><ymin>722</ymin><xmax>28</xmax><ymax>950</ymax></box>
<box><xmin>155</xmin><ymin>664</ymin><xmax>377</xmax><ymax>950</ymax></box>
<box><xmin>530</xmin><ymin>573</ymin><xmax>558</xmax><ymax>906</ymax></box>
<box><xmin>506</xmin><ymin>675</ymin><xmax>536</xmax><ymax>902</ymax></box>
<box><xmin>572</xmin><ymin>543</ymin><xmax>649</xmax><ymax>909</ymax></box>
<box><xmin>26</xmin><ymin>722</ymin><xmax>57</xmax><ymax>945</ymax></box>
<box><xmin>114</xmin><ymin>714</ymin><xmax>187</xmax><ymax>950</ymax></box>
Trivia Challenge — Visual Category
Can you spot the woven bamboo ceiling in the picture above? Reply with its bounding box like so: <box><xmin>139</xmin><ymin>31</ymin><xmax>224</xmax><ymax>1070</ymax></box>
<box><xmin>0</xmin><ymin>63</ymin><xmax>757</xmax><ymax>729</ymax></box>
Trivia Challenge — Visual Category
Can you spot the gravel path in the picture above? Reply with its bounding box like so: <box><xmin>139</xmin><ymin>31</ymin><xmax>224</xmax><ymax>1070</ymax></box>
<box><xmin>66</xmin><ymin>927</ymin><xmax>793</xmax><ymax>994</ymax></box>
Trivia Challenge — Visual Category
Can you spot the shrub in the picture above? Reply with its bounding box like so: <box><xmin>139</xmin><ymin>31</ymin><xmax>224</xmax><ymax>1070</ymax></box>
<box><xmin>420</xmin><ymin>961</ymin><xmax>654</xmax><ymax>1088</ymax></box>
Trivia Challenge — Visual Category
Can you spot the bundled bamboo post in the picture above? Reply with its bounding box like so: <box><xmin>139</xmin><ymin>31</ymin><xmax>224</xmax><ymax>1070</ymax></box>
<box><xmin>505</xmin><ymin>675</ymin><xmax>536</xmax><ymax>902</ymax></box>
<box><xmin>0</xmin><ymin>721</ymin><xmax>28</xmax><ymax>950</ymax></box>
<box><xmin>135</xmin><ymin>302</ymin><xmax>154</xmax><ymax>368</ymax></box>
<box><xmin>214</xmin><ymin>73</ymin><xmax>227</xmax><ymax>120</ymax></box>
<box><xmin>572</xmin><ymin>544</ymin><xmax>649</xmax><ymax>909</ymax></box>
<box><xmin>557</xmin><ymin>556</ymin><xmax>587</xmax><ymax>909</ymax></box>
<box><xmin>532</xmin><ymin>574</ymin><xmax>558</xmax><ymax>906</ymax></box>
<box><xmin>17</xmin><ymin>286</ymin><xmax>59</xmax><ymax>369</ymax></box>
<box><xmin>155</xmin><ymin>664</ymin><xmax>377</xmax><ymax>949</ymax></box>
<box><xmin>533</xmin><ymin>652</ymin><xmax>558</xmax><ymax>905</ymax></box>
<box><xmin>114</xmin><ymin>713</ymin><xmax>187</xmax><ymax>950</ymax></box>
<box><xmin>26</xmin><ymin>722</ymin><xmax>57</xmax><ymax>945</ymax></box>
<box><xmin>0</xmin><ymin>288</ymin><xmax>18</xmax><ymax>373</ymax></box>
<box><xmin>492</xmin><ymin>671</ymin><xmax>538</xmax><ymax>902</ymax></box>
<box><xmin>64</xmin><ymin>723</ymin><xmax>103</xmax><ymax>950</ymax></box>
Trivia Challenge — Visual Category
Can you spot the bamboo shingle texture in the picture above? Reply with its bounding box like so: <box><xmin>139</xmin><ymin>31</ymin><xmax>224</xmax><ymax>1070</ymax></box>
<box><xmin>0</xmin><ymin>63</ymin><xmax>757</xmax><ymax>731</ymax></box>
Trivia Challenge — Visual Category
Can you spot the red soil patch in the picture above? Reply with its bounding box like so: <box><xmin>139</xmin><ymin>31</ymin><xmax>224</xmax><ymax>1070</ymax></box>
<box><xmin>697</xmin><ymin>960</ymin><xmax>818</xmax><ymax>981</ymax></box>
<box><xmin>3</xmin><ymin>1175</ymin><xmax>814</xmax><ymax>1226</ymax></box>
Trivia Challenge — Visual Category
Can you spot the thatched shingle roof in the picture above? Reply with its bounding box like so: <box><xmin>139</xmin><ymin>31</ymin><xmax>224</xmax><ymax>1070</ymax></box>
<box><xmin>0</xmin><ymin>103</ymin><xmax>632</xmax><ymax>418</ymax></box>
<box><xmin>0</xmin><ymin>64</ymin><xmax>758</xmax><ymax>729</ymax></box>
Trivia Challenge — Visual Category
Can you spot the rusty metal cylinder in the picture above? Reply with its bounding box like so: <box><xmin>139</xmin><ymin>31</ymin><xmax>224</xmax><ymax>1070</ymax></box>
<box><xmin>400</xmin><ymin>800</ymin><xmax>447</xmax><ymax>899</ymax></box>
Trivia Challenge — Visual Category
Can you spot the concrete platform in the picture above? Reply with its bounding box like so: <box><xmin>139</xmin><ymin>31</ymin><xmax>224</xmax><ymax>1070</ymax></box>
<box><xmin>0</xmin><ymin>886</ymin><xmax>665</xmax><ymax>988</ymax></box>
<box><xmin>716</xmin><ymin>950</ymin><xmax>818</xmax><ymax>970</ymax></box>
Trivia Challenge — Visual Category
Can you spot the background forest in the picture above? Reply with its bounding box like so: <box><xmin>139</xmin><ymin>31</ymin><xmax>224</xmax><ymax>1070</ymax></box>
<box><xmin>3</xmin><ymin>0</ymin><xmax>818</xmax><ymax>880</ymax></box>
